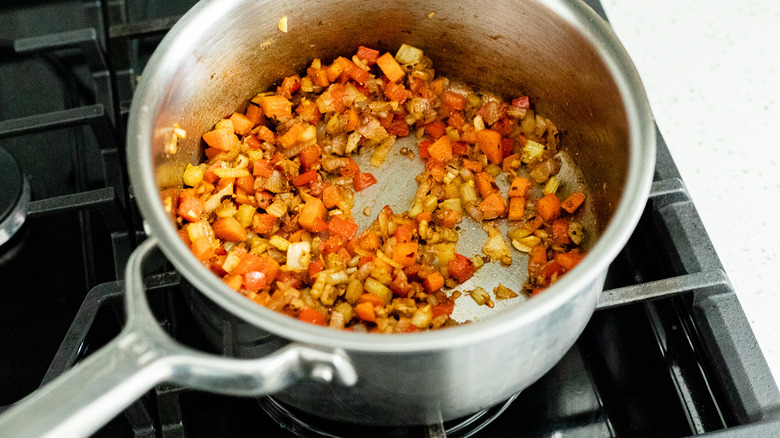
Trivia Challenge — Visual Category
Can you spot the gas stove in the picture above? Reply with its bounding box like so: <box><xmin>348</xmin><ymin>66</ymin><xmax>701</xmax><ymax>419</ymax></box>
<box><xmin>1</xmin><ymin>0</ymin><xmax>779</xmax><ymax>437</ymax></box>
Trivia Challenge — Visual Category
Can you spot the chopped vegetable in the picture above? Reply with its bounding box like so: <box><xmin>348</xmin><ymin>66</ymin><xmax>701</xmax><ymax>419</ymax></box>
<box><xmin>176</xmin><ymin>43</ymin><xmax>583</xmax><ymax>333</ymax></box>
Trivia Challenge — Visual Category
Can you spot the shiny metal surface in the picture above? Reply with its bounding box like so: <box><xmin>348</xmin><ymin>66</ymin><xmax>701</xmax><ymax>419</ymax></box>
<box><xmin>0</xmin><ymin>0</ymin><xmax>655</xmax><ymax>432</ymax></box>
<box><xmin>125</xmin><ymin>0</ymin><xmax>654</xmax><ymax>425</ymax></box>
<box><xmin>0</xmin><ymin>238</ymin><xmax>357</xmax><ymax>438</ymax></box>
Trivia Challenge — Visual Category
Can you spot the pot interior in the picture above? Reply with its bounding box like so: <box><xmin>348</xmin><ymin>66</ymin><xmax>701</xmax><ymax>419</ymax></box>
<box><xmin>150</xmin><ymin>0</ymin><xmax>629</xmax><ymax>228</ymax></box>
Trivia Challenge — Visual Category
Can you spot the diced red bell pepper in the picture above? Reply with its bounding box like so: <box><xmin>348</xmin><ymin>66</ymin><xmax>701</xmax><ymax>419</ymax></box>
<box><xmin>328</xmin><ymin>216</ymin><xmax>358</xmax><ymax>241</ymax></box>
<box><xmin>298</xmin><ymin>308</ymin><xmax>327</xmax><ymax>326</ymax></box>
<box><xmin>293</xmin><ymin>169</ymin><xmax>318</xmax><ymax>186</ymax></box>
<box><xmin>353</xmin><ymin>172</ymin><xmax>377</xmax><ymax>191</ymax></box>
<box><xmin>447</xmin><ymin>254</ymin><xmax>475</xmax><ymax>284</ymax></box>
<box><xmin>355</xmin><ymin>46</ymin><xmax>380</xmax><ymax>65</ymax></box>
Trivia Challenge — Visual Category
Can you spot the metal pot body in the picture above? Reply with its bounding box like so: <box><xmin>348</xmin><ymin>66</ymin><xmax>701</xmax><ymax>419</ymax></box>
<box><xmin>128</xmin><ymin>0</ymin><xmax>655</xmax><ymax>426</ymax></box>
<box><xmin>185</xmin><ymin>274</ymin><xmax>603</xmax><ymax>424</ymax></box>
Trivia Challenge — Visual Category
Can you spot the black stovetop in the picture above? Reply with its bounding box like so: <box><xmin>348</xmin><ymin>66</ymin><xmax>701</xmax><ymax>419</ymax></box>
<box><xmin>1</xmin><ymin>1</ymin><xmax>779</xmax><ymax>437</ymax></box>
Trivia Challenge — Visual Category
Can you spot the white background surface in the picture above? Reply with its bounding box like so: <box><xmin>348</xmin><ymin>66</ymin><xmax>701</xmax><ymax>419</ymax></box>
<box><xmin>600</xmin><ymin>1</ymin><xmax>780</xmax><ymax>385</ymax></box>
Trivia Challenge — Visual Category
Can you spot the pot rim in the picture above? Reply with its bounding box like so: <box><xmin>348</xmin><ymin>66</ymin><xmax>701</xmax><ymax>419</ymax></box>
<box><xmin>127</xmin><ymin>0</ymin><xmax>655</xmax><ymax>354</ymax></box>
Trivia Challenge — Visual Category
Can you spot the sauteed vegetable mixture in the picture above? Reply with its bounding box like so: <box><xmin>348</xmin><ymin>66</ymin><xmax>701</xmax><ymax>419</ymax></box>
<box><xmin>168</xmin><ymin>44</ymin><xmax>587</xmax><ymax>332</ymax></box>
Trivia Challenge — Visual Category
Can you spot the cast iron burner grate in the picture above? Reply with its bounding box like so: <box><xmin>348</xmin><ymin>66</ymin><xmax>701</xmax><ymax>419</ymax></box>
<box><xmin>256</xmin><ymin>394</ymin><xmax>520</xmax><ymax>438</ymax></box>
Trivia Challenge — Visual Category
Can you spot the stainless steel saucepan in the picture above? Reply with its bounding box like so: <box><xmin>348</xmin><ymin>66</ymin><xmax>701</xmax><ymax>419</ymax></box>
<box><xmin>0</xmin><ymin>0</ymin><xmax>654</xmax><ymax>436</ymax></box>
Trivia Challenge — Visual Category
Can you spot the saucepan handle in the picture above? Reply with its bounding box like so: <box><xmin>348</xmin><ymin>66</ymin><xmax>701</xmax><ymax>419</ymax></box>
<box><xmin>0</xmin><ymin>238</ymin><xmax>357</xmax><ymax>438</ymax></box>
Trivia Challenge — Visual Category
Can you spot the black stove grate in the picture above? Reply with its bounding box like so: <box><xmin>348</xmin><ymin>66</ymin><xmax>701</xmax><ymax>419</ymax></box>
<box><xmin>1</xmin><ymin>0</ymin><xmax>778</xmax><ymax>437</ymax></box>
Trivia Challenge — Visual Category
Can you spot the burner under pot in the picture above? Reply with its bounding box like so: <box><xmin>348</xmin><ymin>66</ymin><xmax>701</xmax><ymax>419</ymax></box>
<box><xmin>0</xmin><ymin>147</ymin><xmax>29</xmax><ymax>247</ymax></box>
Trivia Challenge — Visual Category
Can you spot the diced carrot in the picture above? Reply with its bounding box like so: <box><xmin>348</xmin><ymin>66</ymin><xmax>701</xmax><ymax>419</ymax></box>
<box><xmin>436</xmin><ymin>208</ymin><xmax>461</xmax><ymax>228</ymax></box>
<box><xmin>298</xmin><ymin>307</ymin><xmax>327</xmax><ymax>326</ymax></box>
<box><xmin>244</xmin><ymin>134</ymin><xmax>261</xmax><ymax>150</ymax></box>
<box><xmin>333</xmin><ymin>56</ymin><xmax>355</xmax><ymax>74</ymax></box>
<box><xmin>561</xmin><ymin>191</ymin><xmax>586</xmax><ymax>214</ymax></box>
<box><xmin>523</xmin><ymin>215</ymin><xmax>545</xmax><ymax>233</ymax></box>
<box><xmin>177</xmin><ymin>191</ymin><xmax>203</xmax><ymax>223</ymax></box>
<box><xmin>328</xmin><ymin>216</ymin><xmax>358</xmax><ymax>241</ymax></box>
<box><xmin>376</xmin><ymin>52</ymin><xmax>405</xmax><ymax>83</ymax></box>
<box><xmin>322</xmin><ymin>185</ymin><xmax>343</xmax><ymax>209</ymax></box>
<box><xmin>254</xmin><ymin>125</ymin><xmax>276</xmax><ymax>144</ymax></box>
<box><xmin>326</xmin><ymin>62</ymin><xmax>344</xmax><ymax>82</ymax></box>
<box><xmin>462</xmin><ymin>159</ymin><xmax>483</xmax><ymax>173</ymax></box>
<box><xmin>232</xmin><ymin>253</ymin><xmax>266</xmax><ymax>275</ymax></box>
<box><xmin>277</xmin><ymin>123</ymin><xmax>306</xmax><ymax>149</ymax></box>
<box><xmin>204</xmin><ymin>147</ymin><xmax>224</xmax><ymax>161</ymax></box>
<box><xmin>295</xmin><ymin>99</ymin><xmax>322</xmax><ymax>124</ymax></box>
<box><xmin>447</xmin><ymin>254</ymin><xmax>475</xmax><ymax>284</ymax></box>
<box><xmin>216</xmin><ymin>176</ymin><xmax>235</xmax><ymax>192</ymax></box>
<box><xmin>440</xmin><ymin>91</ymin><xmax>466</xmax><ymax>112</ymax></box>
<box><xmin>552</xmin><ymin>218</ymin><xmax>570</xmax><ymax>244</ymax></box>
<box><xmin>244</xmin><ymin>259</ymin><xmax>281</xmax><ymax>291</ymax></box>
<box><xmin>277</xmin><ymin>74</ymin><xmax>302</xmax><ymax>99</ymax></box>
<box><xmin>245</xmin><ymin>103</ymin><xmax>264</xmax><ymax>126</ymax></box>
<box><xmin>384</xmin><ymin>81</ymin><xmax>409</xmax><ymax>103</ymax></box>
<box><xmin>202</xmin><ymin>127</ymin><xmax>239</xmax><ymax>151</ymax></box>
<box><xmin>347</xmin><ymin>65</ymin><xmax>369</xmax><ymax>84</ymax></box>
<box><xmin>428</xmin><ymin>162</ymin><xmax>446</xmax><ymax>182</ymax></box>
<box><xmin>427</xmin><ymin>135</ymin><xmax>452</xmax><ymax>162</ymax></box>
<box><xmin>530</xmin><ymin>245</ymin><xmax>547</xmax><ymax>265</ymax></box>
<box><xmin>479</xmin><ymin>192</ymin><xmax>507</xmax><ymax>220</ymax></box>
<box><xmin>543</xmin><ymin>260</ymin><xmax>564</xmax><ymax>279</ymax></box>
<box><xmin>298</xmin><ymin>197</ymin><xmax>328</xmax><ymax>232</ymax></box>
<box><xmin>387</xmin><ymin>115</ymin><xmax>410</xmax><ymax>136</ymax></box>
<box><xmin>394</xmin><ymin>222</ymin><xmax>415</xmax><ymax>243</ymax></box>
<box><xmin>416</xmin><ymin>211</ymin><xmax>432</xmax><ymax>223</ymax></box>
<box><xmin>223</xmin><ymin>274</ymin><xmax>243</xmax><ymax>290</ymax></box>
<box><xmin>393</xmin><ymin>241</ymin><xmax>419</xmax><ymax>267</ymax></box>
<box><xmin>508</xmin><ymin>176</ymin><xmax>532</xmax><ymax>198</ymax></box>
<box><xmin>353</xmin><ymin>172</ymin><xmax>377</xmax><ymax>191</ymax></box>
<box><xmin>308</xmin><ymin>260</ymin><xmax>324</xmax><ymax>279</ymax></box>
<box><xmin>345</xmin><ymin>107</ymin><xmax>360</xmax><ymax>132</ymax></box>
<box><xmin>432</xmin><ymin>301</ymin><xmax>455</xmax><ymax>318</ymax></box>
<box><xmin>355</xmin><ymin>302</ymin><xmax>376</xmax><ymax>322</ymax></box>
<box><xmin>475</xmin><ymin>128</ymin><xmax>503</xmax><ymax>164</ymax></box>
<box><xmin>300</xmin><ymin>145</ymin><xmax>321</xmax><ymax>169</ymax></box>
<box><xmin>258</xmin><ymin>95</ymin><xmax>292</xmax><ymax>119</ymax></box>
<box><xmin>252</xmin><ymin>157</ymin><xmax>274</xmax><ymax>177</ymax></box>
<box><xmin>555</xmin><ymin>251</ymin><xmax>586</xmax><ymax>271</ymax></box>
<box><xmin>502</xmin><ymin>153</ymin><xmax>519</xmax><ymax>173</ymax></box>
<box><xmin>419</xmin><ymin>140</ymin><xmax>432</xmax><ymax>160</ymax></box>
<box><xmin>229</xmin><ymin>112</ymin><xmax>254</xmax><ymax>136</ymax></box>
<box><xmin>475</xmin><ymin>172</ymin><xmax>498</xmax><ymax>199</ymax></box>
<box><xmin>537</xmin><ymin>193</ymin><xmax>561</xmax><ymax>222</ymax></box>
<box><xmin>358</xmin><ymin>293</ymin><xmax>387</xmax><ymax>307</ymax></box>
<box><xmin>356</xmin><ymin>46</ymin><xmax>380</xmax><ymax>65</ymax></box>
<box><xmin>212</xmin><ymin>217</ymin><xmax>247</xmax><ymax>242</ymax></box>
<box><xmin>425</xmin><ymin>120</ymin><xmax>447</xmax><ymax>139</ymax></box>
<box><xmin>236</xmin><ymin>174</ymin><xmax>255</xmax><ymax>194</ymax></box>
<box><xmin>422</xmin><ymin>271</ymin><xmax>445</xmax><ymax>293</ymax></box>
<box><xmin>358</xmin><ymin>230</ymin><xmax>382</xmax><ymax>252</ymax></box>
<box><xmin>308</xmin><ymin>66</ymin><xmax>330</xmax><ymax>87</ymax></box>
<box><xmin>320</xmin><ymin>234</ymin><xmax>344</xmax><ymax>254</ymax></box>
<box><xmin>339</xmin><ymin>157</ymin><xmax>360</xmax><ymax>177</ymax></box>
<box><xmin>508</xmin><ymin>197</ymin><xmax>526</xmax><ymax>221</ymax></box>
<box><xmin>452</xmin><ymin>141</ymin><xmax>468</xmax><ymax>156</ymax></box>
<box><xmin>191</xmin><ymin>237</ymin><xmax>213</xmax><ymax>261</ymax></box>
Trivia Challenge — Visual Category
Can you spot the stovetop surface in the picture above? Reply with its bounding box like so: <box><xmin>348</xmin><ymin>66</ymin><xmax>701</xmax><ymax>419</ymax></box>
<box><xmin>1</xmin><ymin>1</ymin><xmax>779</xmax><ymax>437</ymax></box>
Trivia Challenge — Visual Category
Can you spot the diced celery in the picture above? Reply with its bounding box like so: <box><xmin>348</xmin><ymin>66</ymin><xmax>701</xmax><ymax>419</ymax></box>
<box><xmin>521</xmin><ymin>140</ymin><xmax>546</xmax><ymax>163</ymax></box>
<box><xmin>364</xmin><ymin>277</ymin><xmax>392</xmax><ymax>305</ymax></box>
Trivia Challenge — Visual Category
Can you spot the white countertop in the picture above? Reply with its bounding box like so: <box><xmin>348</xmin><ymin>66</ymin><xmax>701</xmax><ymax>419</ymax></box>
<box><xmin>601</xmin><ymin>0</ymin><xmax>780</xmax><ymax>385</ymax></box>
